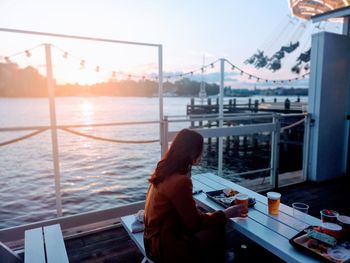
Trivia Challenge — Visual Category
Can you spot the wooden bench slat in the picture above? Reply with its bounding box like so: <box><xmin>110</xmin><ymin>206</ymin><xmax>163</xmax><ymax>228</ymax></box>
<box><xmin>43</xmin><ymin>224</ymin><xmax>69</xmax><ymax>263</ymax></box>
<box><xmin>24</xmin><ymin>227</ymin><xmax>45</xmax><ymax>263</ymax></box>
<box><xmin>121</xmin><ymin>215</ymin><xmax>146</xmax><ymax>254</ymax></box>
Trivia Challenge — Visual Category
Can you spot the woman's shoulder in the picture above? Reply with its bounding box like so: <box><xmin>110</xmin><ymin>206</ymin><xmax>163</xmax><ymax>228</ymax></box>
<box><xmin>168</xmin><ymin>173</ymin><xmax>191</xmax><ymax>184</ymax></box>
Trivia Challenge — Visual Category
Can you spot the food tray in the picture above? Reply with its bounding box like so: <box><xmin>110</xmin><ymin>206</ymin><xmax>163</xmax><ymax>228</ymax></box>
<box><xmin>205</xmin><ymin>189</ymin><xmax>256</xmax><ymax>209</ymax></box>
<box><xmin>289</xmin><ymin>226</ymin><xmax>350</xmax><ymax>262</ymax></box>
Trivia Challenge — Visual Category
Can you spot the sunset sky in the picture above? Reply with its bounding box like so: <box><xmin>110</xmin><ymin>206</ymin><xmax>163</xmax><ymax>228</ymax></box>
<box><xmin>0</xmin><ymin>0</ymin><xmax>342</xmax><ymax>87</ymax></box>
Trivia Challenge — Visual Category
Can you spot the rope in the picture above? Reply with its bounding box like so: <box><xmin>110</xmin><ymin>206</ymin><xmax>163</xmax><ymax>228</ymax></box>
<box><xmin>0</xmin><ymin>118</ymin><xmax>305</xmax><ymax>147</ymax></box>
<box><xmin>280</xmin><ymin>118</ymin><xmax>305</xmax><ymax>132</ymax></box>
<box><xmin>59</xmin><ymin>127</ymin><xmax>159</xmax><ymax>144</ymax></box>
<box><xmin>0</xmin><ymin>128</ymin><xmax>49</xmax><ymax>147</ymax></box>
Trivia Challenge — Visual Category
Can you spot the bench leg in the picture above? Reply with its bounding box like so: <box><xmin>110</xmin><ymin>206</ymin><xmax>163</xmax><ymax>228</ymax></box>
<box><xmin>141</xmin><ymin>256</ymin><xmax>154</xmax><ymax>263</ymax></box>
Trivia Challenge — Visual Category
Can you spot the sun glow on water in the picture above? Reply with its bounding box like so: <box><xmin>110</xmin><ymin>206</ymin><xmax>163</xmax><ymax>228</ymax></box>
<box><xmin>80</xmin><ymin>100</ymin><xmax>93</xmax><ymax>115</ymax></box>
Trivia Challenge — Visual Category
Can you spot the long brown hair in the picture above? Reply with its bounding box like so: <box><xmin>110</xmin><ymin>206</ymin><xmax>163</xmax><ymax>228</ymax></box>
<box><xmin>149</xmin><ymin>129</ymin><xmax>203</xmax><ymax>186</ymax></box>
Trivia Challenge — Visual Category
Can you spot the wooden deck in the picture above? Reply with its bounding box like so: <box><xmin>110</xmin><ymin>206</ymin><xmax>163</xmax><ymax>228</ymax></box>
<box><xmin>59</xmin><ymin>175</ymin><xmax>349</xmax><ymax>263</ymax></box>
<box><xmin>240</xmin><ymin>170</ymin><xmax>304</xmax><ymax>192</ymax></box>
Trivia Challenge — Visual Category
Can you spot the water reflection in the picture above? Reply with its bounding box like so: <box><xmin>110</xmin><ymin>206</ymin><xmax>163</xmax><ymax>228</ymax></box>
<box><xmin>79</xmin><ymin>99</ymin><xmax>94</xmax><ymax>124</ymax></box>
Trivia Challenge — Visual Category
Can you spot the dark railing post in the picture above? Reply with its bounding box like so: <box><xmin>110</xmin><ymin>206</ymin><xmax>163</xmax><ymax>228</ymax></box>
<box><xmin>254</xmin><ymin>99</ymin><xmax>259</xmax><ymax>112</ymax></box>
<box><xmin>190</xmin><ymin>98</ymin><xmax>195</xmax><ymax>127</ymax></box>
<box><xmin>285</xmin><ymin>98</ymin><xmax>290</xmax><ymax>111</ymax></box>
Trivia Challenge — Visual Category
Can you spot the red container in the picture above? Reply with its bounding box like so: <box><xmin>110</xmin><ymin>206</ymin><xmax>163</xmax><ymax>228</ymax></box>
<box><xmin>321</xmin><ymin>222</ymin><xmax>342</xmax><ymax>239</ymax></box>
<box><xmin>320</xmin><ymin>209</ymin><xmax>339</xmax><ymax>223</ymax></box>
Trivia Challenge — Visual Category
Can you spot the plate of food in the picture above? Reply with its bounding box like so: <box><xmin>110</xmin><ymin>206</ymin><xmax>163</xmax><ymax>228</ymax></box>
<box><xmin>205</xmin><ymin>188</ymin><xmax>256</xmax><ymax>208</ymax></box>
<box><xmin>289</xmin><ymin>226</ymin><xmax>350</xmax><ymax>262</ymax></box>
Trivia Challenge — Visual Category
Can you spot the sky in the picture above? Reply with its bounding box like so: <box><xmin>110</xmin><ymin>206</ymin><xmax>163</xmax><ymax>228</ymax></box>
<box><xmin>0</xmin><ymin>0</ymin><xmax>343</xmax><ymax>88</ymax></box>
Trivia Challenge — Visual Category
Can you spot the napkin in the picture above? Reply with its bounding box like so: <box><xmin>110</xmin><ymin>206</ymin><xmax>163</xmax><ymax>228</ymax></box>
<box><xmin>131</xmin><ymin>209</ymin><xmax>145</xmax><ymax>233</ymax></box>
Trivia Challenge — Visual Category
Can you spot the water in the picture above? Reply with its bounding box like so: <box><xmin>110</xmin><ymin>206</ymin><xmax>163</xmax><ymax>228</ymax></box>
<box><xmin>0</xmin><ymin>95</ymin><xmax>307</xmax><ymax>229</ymax></box>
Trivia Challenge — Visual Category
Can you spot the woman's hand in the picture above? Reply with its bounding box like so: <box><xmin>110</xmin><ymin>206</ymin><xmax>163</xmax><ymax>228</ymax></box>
<box><xmin>223</xmin><ymin>204</ymin><xmax>248</xmax><ymax>218</ymax></box>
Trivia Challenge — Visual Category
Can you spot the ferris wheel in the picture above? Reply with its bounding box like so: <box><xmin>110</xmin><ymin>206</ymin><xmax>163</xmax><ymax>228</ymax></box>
<box><xmin>289</xmin><ymin>0</ymin><xmax>350</xmax><ymax>20</ymax></box>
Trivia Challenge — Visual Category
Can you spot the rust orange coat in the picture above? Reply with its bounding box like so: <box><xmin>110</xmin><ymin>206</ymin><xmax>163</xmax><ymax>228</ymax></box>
<box><xmin>144</xmin><ymin>174</ymin><xmax>226</xmax><ymax>263</ymax></box>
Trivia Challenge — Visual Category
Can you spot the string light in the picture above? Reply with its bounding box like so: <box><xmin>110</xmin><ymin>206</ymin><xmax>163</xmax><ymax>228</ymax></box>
<box><xmin>1</xmin><ymin>44</ymin><xmax>310</xmax><ymax>85</ymax></box>
<box><xmin>225</xmin><ymin>59</ymin><xmax>310</xmax><ymax>84</ymax></box>
<box><xmin>25</xmin><ymin>50</ymin><xmax>31</xmax><ymax>57</ymax></box>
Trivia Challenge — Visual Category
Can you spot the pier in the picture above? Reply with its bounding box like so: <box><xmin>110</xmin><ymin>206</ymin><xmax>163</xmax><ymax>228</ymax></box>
<box><xmin>186</xmin><ymin>97</ymin><xmax>307</xmax><ymax>180</ymax></box>
<box><xmin>187</xmin><ymin>97</ymin><xmax>306</xmax><ymax>116</ymax></box>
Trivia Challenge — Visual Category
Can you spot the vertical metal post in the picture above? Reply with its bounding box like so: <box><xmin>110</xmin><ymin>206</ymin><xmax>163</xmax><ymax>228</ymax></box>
<box><xmin>302</xmin><ymin>114</ymin><xmax>311</xmax><ymax>181</ymax></box>
<box><xmin>342</xmin><ymin>16</ymin><xmax>350</xmax><ymax>36</ymax></box>
<box><xmin>161</xmin><ymin>116</ymin><xmax>169</xmax><ymax>157</ymax></box>
<box><xmin>270</xmin><ymin>114</ymin><xmax>280</xmax><ymax>188</ymax></box>
<box><xmin>45</xmin><ymin>44</ymin><xmax>62</xmax><ymax>217</ymax></box>
<box><xmin>218</xmin><ymin>58</ymin><xmax>225</xmax><ymax>176</ymax></box>
<box><xmin>158</xmin><ymin>45</ymin><xmax>164</xmax><ymax>158</ymax></box>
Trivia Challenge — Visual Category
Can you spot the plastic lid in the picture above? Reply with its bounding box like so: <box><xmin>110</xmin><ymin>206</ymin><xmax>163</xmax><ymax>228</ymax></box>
<box><xmin>267</xmin><ymin>192</ymin><xmax>281</xmax><ymax>200</ymax></box>
<box><xmin>328</xmin><ymin>246</ymin><xmax>350</xmax><ymax>261</ymax></box>
<box><xmin>322</xmin><ymin>222</ymin><xmax>342</xmax><ymax>231</ymax></box>
<box><xmin>337</xmin><ymin>215</ymin><xmax>350</xmax><ymax>224</ymax></box>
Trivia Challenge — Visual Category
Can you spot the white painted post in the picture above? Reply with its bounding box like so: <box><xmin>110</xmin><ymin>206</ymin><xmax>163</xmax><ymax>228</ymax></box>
<box><xmin>158</xmin><ymin>45</ymin><xmax>164</xmax><ymax>158</ymax></box>
<box><xmin>218</xmin><ymin>59</ymin><xmax>225</xmax><ymax>176</ymax></box>
<box><xmin>45</xmin><ymin>44</ymin><xmax>62</xmax><ymax>217</ymax></box>
<box><xmin>302</xmin><ymin>114</ymin><xmax>311</xmax><ymax>181</ymax></box>
<box><xmin>270</xmin><ymin>114</ymin><xmax>280</xmax><ymax>188</ymax></box>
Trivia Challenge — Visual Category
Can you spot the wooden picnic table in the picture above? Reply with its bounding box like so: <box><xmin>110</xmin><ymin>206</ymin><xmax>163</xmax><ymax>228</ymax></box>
<box><xmin>192</xmin><ymin>173</ymin><xmax>322</xmax><ymax>263</ymax></box>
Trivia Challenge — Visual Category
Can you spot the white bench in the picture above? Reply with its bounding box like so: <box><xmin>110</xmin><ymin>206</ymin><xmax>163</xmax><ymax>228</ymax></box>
<box><xmin>120</xmin><ymin>215</ymin><xmax>154</xmax><ymax>263</ymax></box>
<box><xmin>24</xmin><ymin>224</ymin><xmax>69</xmax><ymax>263</ymax></box>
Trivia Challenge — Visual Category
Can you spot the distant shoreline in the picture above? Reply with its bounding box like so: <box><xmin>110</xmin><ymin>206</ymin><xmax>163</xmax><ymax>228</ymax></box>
<box><xmin>0</xmin><ymin>94</ymin><xmax>308</xmax><ymax>99</ymax></box>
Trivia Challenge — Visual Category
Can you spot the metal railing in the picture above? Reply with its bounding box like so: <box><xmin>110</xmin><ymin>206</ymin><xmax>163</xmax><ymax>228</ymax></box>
<box><xmin>0</xmin><ymin>28</ymin><xmax>312</xmax><ymax>222</ymax></box>
<box><xmin>0</xmin><ymin>111</ymin><xmax>311</xmax><ymax>220</ymax></box>
<box><xmin>161</xmin><ymin>112</ymin><xmax>311</xmax><ymax>188</ymax></box>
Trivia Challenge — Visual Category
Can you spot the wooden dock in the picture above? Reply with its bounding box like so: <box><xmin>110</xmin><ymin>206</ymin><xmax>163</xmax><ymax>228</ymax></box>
<box><xmin>57</xmin><ymin>175</ymin><xmax>350</xmax><ymax>262</ymax></box>
<box><xmin>187</xmin><ymin>97</ymin><xmax>306</xmax><ymax>116</ymax></box>
<box><xmin>187</xmin><ymin>97</ymin><xmax>306</xmax><ymax>178</ymax></box>
<box><xmin>6</xmin><ymin>175</ymin><xmax>349</xmax><ymax>263</ymax></box>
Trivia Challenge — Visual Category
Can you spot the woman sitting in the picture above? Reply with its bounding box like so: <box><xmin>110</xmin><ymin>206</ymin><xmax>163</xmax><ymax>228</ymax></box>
<box><xmin>144</xmin><ymin>129</ymin><xmax>247</xmax><ymax>263</ymax></box>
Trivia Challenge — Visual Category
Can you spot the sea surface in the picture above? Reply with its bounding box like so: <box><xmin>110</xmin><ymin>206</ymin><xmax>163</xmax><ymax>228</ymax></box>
<box><xmin>0</xmin><ymin>96</ymin><xmax>307</xmax><ymax>229</ymax></box>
